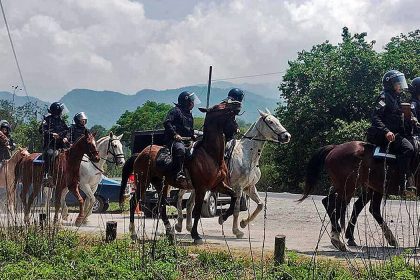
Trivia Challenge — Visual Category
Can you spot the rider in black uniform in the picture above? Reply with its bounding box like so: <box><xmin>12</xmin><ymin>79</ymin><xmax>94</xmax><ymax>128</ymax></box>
<box><xmin>410</xmin><ymin>77</ymin><xmax>420</xmax><ymax>135</ymax></box>
<box><xmin>40</xmin><ymin>102</ymin><xmax>69</xmax><ymax>184</ymax></box>
<box><xmin>0</xmin><ymin>120</ymin><xmax>15</xmax><ymax>161</ymax></box>
<box><xmin>68</xmin><ymin>112</ymin><xmax>89</xmax><ymax>144</ymax></box>
<box><xmin>164</xmin><ymin>91</ymin><xmax>199</xmax><ymax>183</ymax></box>
<box><xmin>367</xmin><ymin>70</ymin><xmax>414</xmax><ymax>191</ymax></box>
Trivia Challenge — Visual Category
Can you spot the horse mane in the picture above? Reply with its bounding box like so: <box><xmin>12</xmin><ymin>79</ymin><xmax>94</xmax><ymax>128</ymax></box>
<box><xmin>97</xmin><ymin>135</ymin><xmax>110</xmax><ymax>145</ymax></box>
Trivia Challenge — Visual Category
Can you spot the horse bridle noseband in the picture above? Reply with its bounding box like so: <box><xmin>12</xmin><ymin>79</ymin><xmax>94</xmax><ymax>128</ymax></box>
<box><xmin>242</xmin><ymin>115</ymin><xmax>289</xmax><ymax>142</ymax></box>
<box><xmin>104</xmin><ymin>137</ymin><xmax>124</xmax><ymax>164</ymax></box>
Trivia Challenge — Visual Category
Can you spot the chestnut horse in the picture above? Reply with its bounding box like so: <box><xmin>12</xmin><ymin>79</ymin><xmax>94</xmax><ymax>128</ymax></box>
<box><xmin>0</xmin><ymin>148</ymin><xmax>30</xmax><ymax>216</ymax></box>
<box><xmin>18</xmin><ymin>131</ymin><xmax>99</xmax><ymax>226</ymax></box>
<box><xmin>299</xmin><ymin>141</ymin><xmax>416</xmax><ymax>251</ymax></box>
<box><xmin>129</xmin><ymin>101</ymin><xmax>242</xmax><ymax>244</ymax></box>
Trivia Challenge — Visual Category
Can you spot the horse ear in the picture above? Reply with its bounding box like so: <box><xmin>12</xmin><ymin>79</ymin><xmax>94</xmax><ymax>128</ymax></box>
<box><xmin>109</xmin><ymin>131</ymin><xmax>114</xmax><ymax>138</ymax></box>
<box><xmin>258</xmin><ymin>109</ymin><xmax>268</xmax><ymax>117</ymax></box>
<box><xmin>265</xmin><ymin>108</ymin><xmax>272</xmax><ymax>115</ymax></box>
<box><xmin>199</xmin><ymin>107</ymin><xmax>208</xmax><ymax>113</ymax></box>
<box><xmin>117</xmin><ymin>134</ymin><xmax>123</xmax><ymax>140</ymax></box>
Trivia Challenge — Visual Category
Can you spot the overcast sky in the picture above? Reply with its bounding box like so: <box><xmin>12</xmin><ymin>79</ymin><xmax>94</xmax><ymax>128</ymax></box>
<box><xmin>0</xmin><ymin>0</ymin><xmax>418</xmax><ymax>101</ymax></box>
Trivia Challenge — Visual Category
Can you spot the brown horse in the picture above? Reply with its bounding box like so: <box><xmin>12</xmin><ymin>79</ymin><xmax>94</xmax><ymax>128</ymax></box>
<box><xmin>0</xmin><ymin>148</ymin><xmax>30</xmax><ymax>216</ymax></box>
<box><xmin>299</xmin><ymin>141</ymin><xmax>413</xmax><ymax>251</ymax></box>
<box><xmin>18</xmin><ymin>131</ymin><xmax>99</xmax><ymax>226</ymax></box>
<box><xmin>129</xmin><ymin>101</ymin><xmax>242</xmax><ymax>244</ymax></box>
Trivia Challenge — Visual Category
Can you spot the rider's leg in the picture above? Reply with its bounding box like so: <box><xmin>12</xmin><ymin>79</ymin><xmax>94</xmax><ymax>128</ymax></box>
<box><xmin>393</xmin><ymin>135</ymin><xmax>415</xmax><ymax>191</ymax></box>
<box><xmin>172</xmin><ymin>141</ymin><xmax>186</xmax><ymax>181</ymax></box>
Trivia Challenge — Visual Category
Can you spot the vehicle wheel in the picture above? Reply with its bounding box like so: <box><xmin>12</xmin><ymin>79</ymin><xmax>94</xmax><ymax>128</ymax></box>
<box><xmin>239</xmin><ymin>195</ymin><xmax>248</xmax><ymax>211</ymax></box>
<box><xmin>92</xmin><ymin>196</ymin><xmax>107</xmax><ymax>213</ymax></box>
<box><xmin>201</xmin><ymin>193</ymin><xmax>217</xmax><ymax>218</ymax></box>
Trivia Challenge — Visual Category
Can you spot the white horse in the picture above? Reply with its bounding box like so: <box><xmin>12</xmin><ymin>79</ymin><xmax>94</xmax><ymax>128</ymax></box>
<box><xmin>57</xmin><ymin>132</ymin><xmax>125</xmax><ymax>223</ymax></box>
<box><xmin>175</xmin><ymin>109</ymin><xmax>291</xmax><ymax>238</ymax></box>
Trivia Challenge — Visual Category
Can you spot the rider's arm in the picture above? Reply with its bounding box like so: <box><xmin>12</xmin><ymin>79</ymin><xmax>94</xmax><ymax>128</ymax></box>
<box><xmin>371</xmin><ymin>94</ymin><xmax>389</xmax><ymax>134</ymax></box>
<box><xmin>164</xmin><ymin>108</ymin><xmax>179</xmax><ymax>139</ymax></box>
<box><xmin>58</xmin><ymin>121</ymin><xmax>69</xmax><ymax>139</ymax></box>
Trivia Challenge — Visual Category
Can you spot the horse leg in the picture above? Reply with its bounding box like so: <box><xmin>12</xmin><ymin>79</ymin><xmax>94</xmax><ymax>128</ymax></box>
<box><xmin>20</xmin><ymin>181</ymin><xmax>28</xmax><ymax>221</ymax></box>
<box><xmin>81</xmin><ymin>183</ymin><xmax>96</xmax><ymax>223</ymax></box>
<box><xmin>232</xmin><ymin>187</ymin><xmax>244</xmax><ymax>238</ymax></box>
<box><xmin>322</xmin><ymin>192</ymin><xmax>347</xmax><ymax>251</ymax></box>
<box><xmin>53</xmin><ymin>186</ymin><xmax>63</xmax><ymax>225</ymax></box>
<box><xmin>191</xmin><ymin>190</ymin><xmax>205</xmax><ymax>244</ymax></box>
<box><xmin>24</xmin><ymin>180</ymin><xmax>42</xmax><ymax>223</ymax></box>
<box><xmin>345</xmin><ymin>188</ymin><xmax>372</xmax><ymax>246</ymax></box>
<box><xmin>216</xmin><ymin>182</ymin><xmax>237</xmax><ymax>225</ymax></box>
<box><xmin>240</xmin><ymin>185</ymin><xmax>264</xmax><ymax>228</ymax></box>
<box><xmin>68</xmin><ymin>185</ymin><xmax>85</xmax><ymax>227</ymax></box>
<box><xmin>129</xmin><ymin>172</ymin><xmax>145</xmax><ymax>240</ymax></box>
<box><xmin>368</xmin><ymin>191</ymin><xmax>397</xmax><ymax>247</ymax></box>
<box><xmin>175</xmin><ymin>189</ymin><xmax>187</xmax><ymax>232</ymax></box>
<box><xmin>157</xmin><ymin>183</ymin><xmax>173</xmax><ymax>239</ymax></box>
<box><xmin>185</xmin><ymin>190</ymin><xmax>195</xmax><ymax>232</ymax></box>
<box><xmin>60</xmin><ymin>188</ymin><xmax>69</xmax><ymax>221</ymax></box>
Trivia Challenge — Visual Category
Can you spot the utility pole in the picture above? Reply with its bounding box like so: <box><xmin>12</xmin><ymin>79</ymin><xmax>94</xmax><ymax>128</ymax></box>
<box><xmin>206</xmin><ymin>66</ymin><xmax>212</xmax><ymax>108</ymax></box>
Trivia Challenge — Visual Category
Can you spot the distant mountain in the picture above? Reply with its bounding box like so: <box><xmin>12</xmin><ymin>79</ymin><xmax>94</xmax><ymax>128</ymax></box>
<box><xmin>60</xmin><ymin>85</ymin><xmax>281</xmax><ymax>128</ymax></box>
<box><xmin>0</xmin><ymin>91</ymin><xmax>49</xmax><ymax>108</ymax></box>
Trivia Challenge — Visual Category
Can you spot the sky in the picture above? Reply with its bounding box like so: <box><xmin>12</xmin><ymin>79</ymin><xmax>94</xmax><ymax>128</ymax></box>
<box><xmin>0</xmin><ymin>0</ymin><xmax>418</xmax><ymax>101</ymax></box>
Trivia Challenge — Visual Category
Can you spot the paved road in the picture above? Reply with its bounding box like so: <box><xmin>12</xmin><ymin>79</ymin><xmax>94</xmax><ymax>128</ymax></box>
<box><xmin>2</xmin><ymin>192</ymin><xmax>420</xmax><ymax>259</ymax></box>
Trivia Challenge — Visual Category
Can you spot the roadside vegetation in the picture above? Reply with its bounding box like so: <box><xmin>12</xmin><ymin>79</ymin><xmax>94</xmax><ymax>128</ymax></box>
<box><xmin>0</xmin><ymin>228</ymin><xmax>418</xmax><ymax>279</ymax></box>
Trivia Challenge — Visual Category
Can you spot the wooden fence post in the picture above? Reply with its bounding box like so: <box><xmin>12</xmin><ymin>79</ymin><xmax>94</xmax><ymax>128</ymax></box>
<box><xmin>274</xmin><ymin>235</ymin><xmax>286</xmax><ymax>265</ymax></box>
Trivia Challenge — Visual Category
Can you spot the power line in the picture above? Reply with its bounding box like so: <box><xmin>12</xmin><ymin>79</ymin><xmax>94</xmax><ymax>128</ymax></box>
<box><xmin>0</xmin><ymin>0</ymin><xmax>31</xmax><ymax>103</ymax></box>
<box><xmin>211</xmin><ymin>71</ymin><xmax>285</xmax><ymax>82</ymax></box>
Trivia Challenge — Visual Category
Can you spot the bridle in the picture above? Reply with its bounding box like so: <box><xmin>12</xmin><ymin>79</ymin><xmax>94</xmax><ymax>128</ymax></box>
<box><xmin>103</xmin><ymin>137</ymin><xmax>124</xmax><ymax>164</ymax></box>
<box><xmin>242</xmin><ymin>115</ymin><xmax>289</xmax><ymax>143</ymax></box>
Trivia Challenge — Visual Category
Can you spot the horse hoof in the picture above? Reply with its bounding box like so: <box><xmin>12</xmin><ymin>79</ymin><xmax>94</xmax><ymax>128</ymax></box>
<box><xmin>331</xmin><ymin>238</ymin><xmax>347</xmax><ymax>252</ymax></box>
<box><xmin>347</xmin><ymin>239</ymin><xmax>358</xmax><ymax>247</ymax></box>
<box><xmin>218</xmin><ymin>216</ymin><xmax>224</xmax><ymax>225</ymax></box>
<box><xmin>240</xmin><ymin>220</ymin><xmax>247</xmax><ymax>228</ymax></box>
<box><xmin>193</xmin><ymin>238</ymin><xmax>204</xmax><ymax>245</ymax></box>
<box><xmin>235</xmin><ymin>231</ymin><xmax>244</xmax><ymax>239</ymax></box>
<box><xmin>186</xmin><ymin>225</ymin><xmax>192</xmax><ymax>232</ymax></box>
<box><xmin>175</xmin><ymin>223</ymin><xmax>182</xmax><ymax>233</ymax></box>
<box><xmin>75</xmin><ymin>217</ymin><xmax>84</xmax><ymax>227</ymax></box>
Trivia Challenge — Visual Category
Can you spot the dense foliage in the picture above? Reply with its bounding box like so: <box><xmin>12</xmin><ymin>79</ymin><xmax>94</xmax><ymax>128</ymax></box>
<box><xmin>261</xmin><ymin>28</ymin><xmax>420</xmax><ymax>193</ymax></box>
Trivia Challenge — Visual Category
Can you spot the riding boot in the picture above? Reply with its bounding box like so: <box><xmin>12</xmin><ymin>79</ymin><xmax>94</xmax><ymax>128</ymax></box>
<box><xmin>173</xmin><ymin>155</ymin><xmax>186</xmax><ymax>182</ymax></box>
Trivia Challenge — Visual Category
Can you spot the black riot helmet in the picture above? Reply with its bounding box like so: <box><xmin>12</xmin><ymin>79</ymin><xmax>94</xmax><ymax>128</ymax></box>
<box><xmin>227</xmin><ymin>88</ymin><xmax>245</xmax><ymax>102</ymax></box>
<box><xmin>48</xmin><ymin>102</ymin><xmax>65</xmax><ymax>116</ymax></box>
<box><xmin>73</xmin><ymin>112</ymin><xmax>88</xmax><ymax>126</ymax></box>
<box><xmin>0</xmin><ymin>120</ymin><xmax>11</xmax><ymax>133</ymax></box>
<box><xmin>409</xmin><ymin>77</ymin><xmax>420</xmax><ymax>97</ymax></box>
<box><xmin>177</xmin><ymin>91</ymin><xmax>200</xmax><ymax>108</ymax></box>
<box><xmin>382</xmin><ymin>70</ymin><xmax>408</xmax><ymax>93</ymax></box>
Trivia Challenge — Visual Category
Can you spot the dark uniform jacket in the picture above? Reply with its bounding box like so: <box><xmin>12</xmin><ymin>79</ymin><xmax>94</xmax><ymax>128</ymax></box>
<box><xmin>164</xmin><ymin>105</ymin><xmax>194</xmax><ymax>143</ymax></box>
<box><xmin>67</xmin><ymin>124</ymin><xmax>88</xmax><ymax>144</ymax></box>
<box><xmin>0</xmin><ymin>132</ymin><xmax>15</xmax><ymax>161</ymax></box>
<box><xmin>367</xmin><ymin>91</ymin><xmax>409</xmax><ymax>145</ymax></box>
<box><xmin>411</xmin><ymin>98</ymin><xmax>420</xmax><ymax>135</ymax></box>
<box><xmin>40</xmin><ymin>114</ymin><xmax>69</xmax><ymax>150</ymax></box>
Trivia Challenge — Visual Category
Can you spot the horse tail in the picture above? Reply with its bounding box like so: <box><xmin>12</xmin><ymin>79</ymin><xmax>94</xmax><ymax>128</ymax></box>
<box><xmin>119</xmin><ymin>153</ymin><xmax>138</xmax><ymax>204</ymax></box>
<box><xmin>298</xmin><ymin>145</ymin><xmax>336</xmax><ymax>202</ymax></box>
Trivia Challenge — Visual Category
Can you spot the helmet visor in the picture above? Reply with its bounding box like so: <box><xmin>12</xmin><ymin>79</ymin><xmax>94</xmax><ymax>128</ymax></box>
<box><xmin>391</xmin><ymin>75</ymin><xmax>408</xmax><ymax>90</ymax></box>
<box><xmin>188</xmin><ymin>92</ymin><xmax>201</xmax><ymax>105</ymax></box>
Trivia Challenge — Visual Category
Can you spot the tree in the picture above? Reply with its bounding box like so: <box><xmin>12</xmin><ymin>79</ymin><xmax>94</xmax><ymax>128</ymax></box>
<box><xmin>111</xmin><ymin>101</ymin><xmax>173</xmax><ymax>147</ymax></box>
<box><xmin>90</xmin><ymin>124</ymin><xmax>108</xmax><ymax>139</ymax></box>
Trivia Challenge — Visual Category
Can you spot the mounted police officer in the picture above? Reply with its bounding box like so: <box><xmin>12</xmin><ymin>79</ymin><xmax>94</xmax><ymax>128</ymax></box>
<box><xmin>68</xmin><ymin>112</ymin><xmax>89</xmax><ymax>144</ymax></box>
<box><xmin>410</xmin><ymin>77</ymin><xmax>420</xmax><ymax>135</ymax></box>
<box><xmin>164</xmin><ymin>91</ymin><xmax>200</xmax><ymax>183</ymax></box>
<box><xmin>0</xmin><ymin>120</ymin><xmax>15</xmax><ymax>161</ymax></box>
<box><xmin>367</xmin><ymin>70</ymin><xmax>414</xmax><ymax>191</ymax></box>
<box><xmin>40</xmin><ymin>102</ymin><xmax>69</xmax><ymax>184</ymax></box>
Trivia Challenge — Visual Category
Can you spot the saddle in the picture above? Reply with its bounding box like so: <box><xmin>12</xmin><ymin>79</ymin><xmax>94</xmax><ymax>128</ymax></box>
<box><xmin>156</xmin><ymin>141</ymin><xmax>200</xmax><ymax>173</ymax></box>
<box><xmin>372</xmin><ymin>137</ymin><xmax>420</xmax><ymax>164</ymax></box>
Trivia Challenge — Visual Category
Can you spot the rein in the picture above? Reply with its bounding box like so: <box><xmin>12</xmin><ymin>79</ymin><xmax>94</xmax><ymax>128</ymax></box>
<box><xmin>241</xmin><ymin>115</ymin><xmax>288</xmax><ymax>142</ymax></box>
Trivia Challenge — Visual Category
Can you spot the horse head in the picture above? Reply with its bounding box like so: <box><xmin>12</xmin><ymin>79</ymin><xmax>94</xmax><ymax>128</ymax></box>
<box><xmin>74</xmin><ymin>130</ymin><xmax>100</xmax><ymax>163</ymax></box>
<box><xmin>106</xmin><ymin>131</ymin><xmax>125</xmax><ymax>166</ymax></box>
<box><xmin>199</xmin><ymin>101</ymin><xmax>242</xmax><ymax>134</ymax></box>
<box><xmin>256</xmin><ymin>109</ymin><xmax>291</xmax><ymax>144</ymax></box>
